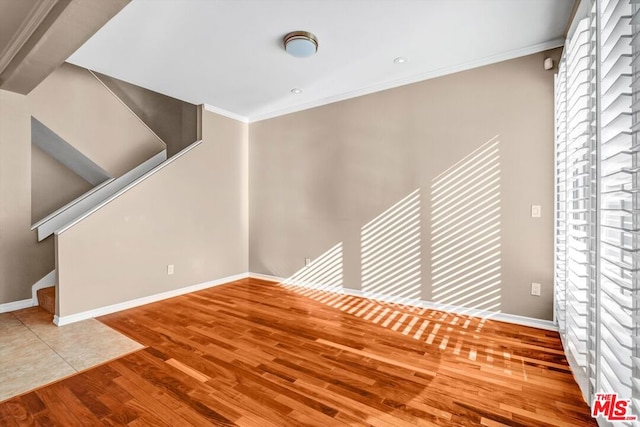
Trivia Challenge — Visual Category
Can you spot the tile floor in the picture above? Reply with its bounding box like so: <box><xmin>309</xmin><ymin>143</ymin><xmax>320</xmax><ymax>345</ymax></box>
<box><xmin>0</xmin><ymin>307</ymin><xmax>143</xmax><ymax>401</ymax></box>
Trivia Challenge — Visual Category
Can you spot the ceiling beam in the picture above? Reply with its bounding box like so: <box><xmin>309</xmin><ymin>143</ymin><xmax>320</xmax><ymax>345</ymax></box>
<box><xmin>0</xmin><ymin>0</ymin><xmax>58</xmax><ymax>76</ymax></box>
<box><xmin>0</xmin><ymin>0</ymin><xmax>129</xmax><ymax>95</ymax></box>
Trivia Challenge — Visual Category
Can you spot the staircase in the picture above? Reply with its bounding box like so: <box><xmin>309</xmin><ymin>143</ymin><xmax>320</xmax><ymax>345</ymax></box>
<box><xmin>27</xmin><ymin>109</ymin><xmax>167</xmax><ymax>319</ymax></box>
<box><xmin>37</xmin><ymin>287</ymin><xmax>55</xmax><ymax>315</ymax></box>
<box><xmin>31</xmin><ymin>148</ymin><xmax>167</xmax><ymax>241</ymax></box>
<box><xmin>30</xmin><ymin>138</ymin><xmax>204</xmax><ymax>323</ymax></box>
<box><xmin>25</xmin><ymin>62</ymin><xmax>192</xmax><ymax>322</ymax></box>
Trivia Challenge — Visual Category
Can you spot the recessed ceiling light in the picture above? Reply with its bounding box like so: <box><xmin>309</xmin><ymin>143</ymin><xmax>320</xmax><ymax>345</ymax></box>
<box><xmin>394</xmin><ymin>57</ymin><xmax>408</xmax><ymax>64</ymax></box>
<box><xmin>284</xmin><ymin>31</ymin><xmax>318</xmax><ymax>58</ymax></box>
<box><xmin>291</xmin><ymin>88</ymin><xmax>302</xmax><ymax>94</ymax></box>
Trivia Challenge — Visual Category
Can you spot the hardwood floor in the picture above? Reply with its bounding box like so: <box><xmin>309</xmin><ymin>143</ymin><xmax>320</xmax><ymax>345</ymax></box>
<box><xmin>0</xmin><ymin>278</ymin><xmax>595</xmax><ymax>426</ymax></box>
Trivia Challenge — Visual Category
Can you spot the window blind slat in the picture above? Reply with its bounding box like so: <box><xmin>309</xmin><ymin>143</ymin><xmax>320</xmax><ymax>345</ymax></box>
<box><xmin>556</xmin><ymin>2</ymin><xmax>639</xmax><ymax>418</ymax></box>
<box><xmin>629</xmin><ymin>1</ymin><xmax>640</xmax><ymax>418</ymax></box>
<box><xmin>600</xmin><ymin>0</ymin><xmax>637</xmax><ymax>417</ymax></box>
<box><xmin>556</xmin><ymin>17</ymin><xmax>594</xmax><ymax>399</ymax></box>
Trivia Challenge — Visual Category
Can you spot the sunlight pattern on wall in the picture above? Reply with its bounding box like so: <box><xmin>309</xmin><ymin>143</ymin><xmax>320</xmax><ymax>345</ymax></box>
<box><xmin>361</xmin><ymin>189</ymin><xmax>421</xmax><ymax>302</ymax></box>
<box><xmin>281</xmin><ymin>243</ymin><xmax>343</xmax><ymax>292</ymax></box>
<box><xmin>430</xmin><ymin>137</ymin><xmax>501</xmax><ymax>316</ymax></box>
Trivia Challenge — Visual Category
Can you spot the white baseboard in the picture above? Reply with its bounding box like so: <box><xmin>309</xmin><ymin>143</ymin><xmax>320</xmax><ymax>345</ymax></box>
<box><xmin>32</xmin><ymin>270</ymin><xmax>56</xmax><ymax>306</ymax></box>
<box><xmin>51</xmin><ymin>271</ymin><xmax>557</xmax><ymax>332</ymax></box>
<box><xmin>248</xmin><ymin>272</ymin><xmax>557</xmax><ymax>332</ymax></box>
<box><xmin>0</xmin><ymin>298</ymin><xmax>34</xmax><ymax>313</ymax></box>
<box><xmin>54</xmin><ymin>272</ymin><xmax>249</xmax><ymax>326</ymax></box>
<box><xmin>0</xmin><ymin>270</ymin><xmax>57</xmax><ymax>314</ymax></box>
<box><xmin>249</xmin><ymin>272</ymin><xmax>286</xmax><ymax>283</ymax></box>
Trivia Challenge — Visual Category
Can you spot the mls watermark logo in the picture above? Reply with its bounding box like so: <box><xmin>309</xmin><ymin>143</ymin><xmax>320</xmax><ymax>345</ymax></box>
<box><xmin>592</xmin><ymin>393</ymin><xmax>637</xmax><ymax>422</ymax></box>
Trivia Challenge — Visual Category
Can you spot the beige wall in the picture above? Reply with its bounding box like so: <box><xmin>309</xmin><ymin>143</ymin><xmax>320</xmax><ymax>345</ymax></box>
<box><xmin>56</xmin><ymin>110</ymin><xmax>248</xmax><ymax>317</ymax></box>
<box><xmin>3</xmin><ymin>49</ymin><xmax>559</xmax><ymax>323</ymax></box>
<box><xmin>0</xmin><ymin>61</ymin><xmax>186</xmax><ymax>305</ymax></box>
<box><xmin>28</xmin><ymin>63</ymin><xmax>166</xmax><ymax>177</ymax></box>
<box><xmin>94</xmin><ymin>72</ymin><xmax>199</xmax><ymax>157</ymax></box>
<box><xmin>0</xmin><ymin>90</ymin><xmax>54</xmax><ymax>304</ymax></box>
<box><xmin>31</xmin><ymin>145</ymin><xmax>93</xmax><ymax>223</ymax></box>
<box><xmin>249</xmin><ymin>49</ymin><xmax>561</xmax><ymax>321</ymax></box>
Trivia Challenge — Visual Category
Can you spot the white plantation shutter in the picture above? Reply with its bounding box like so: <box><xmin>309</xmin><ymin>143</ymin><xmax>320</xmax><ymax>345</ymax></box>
<box><xmin>627</xmin><ymin>0</ymin><xmax>640</xmax><ymax>417</ymax></box>
<box><xmin>588</xmin><ymin>2</ymin><xmax>599</xmax><ymax>398</ymax></box>
<box><xmin>556</xmin><ymin>0</ymin><xmax>640</xmax><ymax>420</ymax></box>
<box><xmin>555</xmin><ymin>57</ymin><xmax>568</xmax><ymax>335</ymax></box>
<box><xmin>598</xmin><ymin>0</ymin><xmax>636</xmax><ymax>418</ymax></box>
<box><xmin>557</xmin><ymin>16</ymin><xmax>595</xmax><ymax>397</ymax></box>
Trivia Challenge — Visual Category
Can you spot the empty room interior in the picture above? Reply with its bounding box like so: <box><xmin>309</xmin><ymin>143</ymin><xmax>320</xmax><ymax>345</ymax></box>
<box><xmin>0</xmin><ymin>0</ymin><xmax>637</xmax><ymax>426</ymax></box>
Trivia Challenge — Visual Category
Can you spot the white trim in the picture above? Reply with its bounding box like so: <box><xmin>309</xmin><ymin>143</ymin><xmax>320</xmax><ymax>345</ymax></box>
<box><xmin>54</xmin><ymin>272</ymin><xmax>249</xmax><ymax>326</ymax></box>
<box><xmin>0</xmin><ymin>299</ymin><xmax>34</xmax><ymax>314</ymax></box>
<box><xmin>344</xmin><ymin>288</ymin><xmax>558</xmax><ymax>331</ymax></box>
<box><xmin>249</xmin><ymin>272</ymin><xmax>285</xmax><ymax>283</ymax></box>
<box><xmin>41</xmin><ymin>150</ymin><xmax>167</xmax><ymax>240</ymax></box>
<box><xmin>203</xmin><ymin>104</ymin><xmax>249</xmax><ymax>123</ymax></box>
<box><xmin>56</xmin><ymin>142</ymin><xmax>202</xmax><ymax>235</ymax></box>
<box><xmin>31</xmin><ymin>178</ymin><xmax>115</xmax><ymax>230</ymax></box>
<box><xmin>52</xmin><ymin>270</ymin><xmax>558</xmax><ymax>331</ymax></box>
<box><xmin>31</xmin><ymin>270</ymin><xmax>56</xmax><ymax>306</ymax></box>
<box><xmin>31</xmin><ymin>116</ymin><xmax>113</xmax><ymax>186</ymax></box>
<box><xmin>560</xmin><ymin>333</ymin><xmax>590</xmax><ymax>403</ymax></box>
<box><xmin>248</xmin><ymin>273</ymin><xmax>558</xmax><ymax>331</ymax></box>
<box><xmin>246</xmin><ymin>38</ymin><xmax>565</xmax><ymax>122</ymax></box>
<box><xmin>553</xmin><ymin>71</ymin><xmax>558</xmax><ymax>326</ymax></box>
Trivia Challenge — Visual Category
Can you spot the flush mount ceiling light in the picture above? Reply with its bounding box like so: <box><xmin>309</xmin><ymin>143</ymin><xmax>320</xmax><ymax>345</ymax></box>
<box><xmin>291</xmin><ymin>88</ymin><xmax>302</xmax><ymax>94</ymax></box>
<box><xmin>284</xmin><ymin>31</ymin><xmax>318</xmax><ymax>58</ymax></box>
<box><xmin>394</xmin><ymin>56</ymin><xmax>408</xmax><ymax>64</ymax></box>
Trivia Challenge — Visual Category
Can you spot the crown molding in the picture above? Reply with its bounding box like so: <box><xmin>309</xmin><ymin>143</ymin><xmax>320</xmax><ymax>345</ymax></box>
<box><xmin>243</xmin><ymin>38</ymin><xmax>565</xmax><ymax>123</ymax></box>
<box><xmin>203</xmin><ymin>103</ymin><xmax>249</xmax><ymax>123</ymax></box>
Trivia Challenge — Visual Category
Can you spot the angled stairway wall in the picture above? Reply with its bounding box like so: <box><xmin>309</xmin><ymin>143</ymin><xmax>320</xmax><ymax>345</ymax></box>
<box><xmin>31</xmin><ymin>116</ymin><xmax>112</xmax><ymax>186</ymax></box>
<box><xmin>30</xmin><ymin>63</ymin><xmax>168</xmax><ymax>228</ymax></box>
<box><xmin>93</xmin><ymin>71</ymin><xmax>199</xmax><ymax>157</ymax></box>
<box><xmin>0</xmin><ymin>62</ymin><xmax>184</xmax><ymax>309</ymax></box>
<box><xmin>55</xmin><ymin>109</ymin><xmax>248</xmax><ymax>320</ymax></box>
<box><xmin>28</xmin><ymin>63</ymin><xmax>166</xmax><ymax>178</ymax></box>
<box><xmin>33</xmin><ymin>150</ymin><xmax>167</xmax><ymax>242</ymax></box>
<box><xmin>31</xmin><ymin>144</ymin><xmax>93</xmax><ymax>223</ymax></box>
<box><xmin>0</xmin><ymin>90</ymin><xmax>53</xmax><ymax>306</ymax></box>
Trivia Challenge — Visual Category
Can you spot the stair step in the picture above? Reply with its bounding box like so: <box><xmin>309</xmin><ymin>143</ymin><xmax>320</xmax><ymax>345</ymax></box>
<box><xmin>37</xmin><ymin>287</ymin><xmax>55</xmax><ymax>315</ymax></box>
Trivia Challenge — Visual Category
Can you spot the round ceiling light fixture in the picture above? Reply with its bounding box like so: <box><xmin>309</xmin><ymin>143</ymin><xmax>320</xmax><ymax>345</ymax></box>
<box><xmin>284</xmin><ymin>31</ymin><xmax>318</xmax><ymax>58</ymax></box>
<box><xmin>393</xmin><ymin>56</ymin><xmax>408</xmax><ymax>64</ymax></box>
<box><xmin>291</xmin><ymin>88</ymin><xmax>302</xmax><ymax>94</ymax></box>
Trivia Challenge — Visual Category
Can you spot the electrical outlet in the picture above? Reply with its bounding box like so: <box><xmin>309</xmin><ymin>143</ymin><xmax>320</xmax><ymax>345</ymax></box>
<box><xmin>531</xmin><ymin>282</ymin><xmax>541</xmax><ymax>296</ymax></box>
<box><xmin>531</xmin><ymin>205</ymin><xmax>541</xmax><ymax>218</ymax></box>
<box><xmin>167</xmin><ymin>264</ymin><xmax>174</xmax><ymax>275</ymax></box>
<box><xmin>305</xmin><ymin>258</ymin><xmax>311</xmax><ymax>267</ymax></box>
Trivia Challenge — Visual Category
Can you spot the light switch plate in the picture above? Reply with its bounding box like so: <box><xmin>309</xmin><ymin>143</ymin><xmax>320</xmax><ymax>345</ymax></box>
<box><xmin>167</xmin><ymin>264</ymin><xmax>174</xmax><ymax>275</ymax></box>
<box><xmin>531</xmin><ymin>205</ymin><xmax>541</xmax><ymax>218</ymax></box>
<box><xmin>531</xmin><ymin>282</ymin><xmax>541</xmax><ymax>296</ymax></box>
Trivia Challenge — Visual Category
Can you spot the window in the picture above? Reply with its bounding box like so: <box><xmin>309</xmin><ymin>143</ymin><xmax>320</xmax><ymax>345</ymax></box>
<box><xmin>555</xmin><ymin>0</ymin><xmax>639</xmax><ymax>422</ymax></box>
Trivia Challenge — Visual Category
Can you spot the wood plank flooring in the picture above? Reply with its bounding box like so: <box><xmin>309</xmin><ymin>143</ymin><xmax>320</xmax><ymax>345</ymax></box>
<box><xmin>0</xmin><ymin>278</ymin><xmax>595</xmax><ymax>426</ymax></box>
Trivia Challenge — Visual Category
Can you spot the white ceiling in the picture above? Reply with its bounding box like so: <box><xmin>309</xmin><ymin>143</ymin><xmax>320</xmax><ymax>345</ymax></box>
<box><xmin>67</xmin><ymin>0</ymin><xmax>573</xmax><ymax>122</ymax></box>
